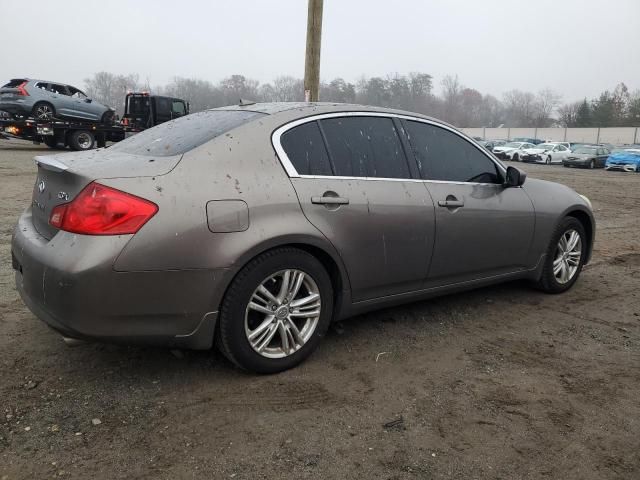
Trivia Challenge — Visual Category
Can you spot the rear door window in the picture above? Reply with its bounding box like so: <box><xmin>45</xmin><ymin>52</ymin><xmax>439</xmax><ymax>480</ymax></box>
<box><xmin>280</xmin><ymin>121</ymin><xmax>333</xmax><ymax>176</ymax></box>
<box><xmin>109</xmin><ymin>109</ymin><xmax>266</xmax><ymax>156</ymax></box>
<box><xmin>403</xmin><ymin>120</ymin><xmax>500</xmax><ymax>183</ymax></box>
<box><xmin>48</xmin><ymin>84</ymin><xmax>69</xmax><ymax>95</ymax></box>
<box><xmin>319</xmin><ymin>116</ymin><xmax>410</xmax><ymax>179</ymax></box>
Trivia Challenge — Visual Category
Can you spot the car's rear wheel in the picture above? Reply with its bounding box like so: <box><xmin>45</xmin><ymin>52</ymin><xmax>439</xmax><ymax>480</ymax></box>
<box><xmin>536</xmin><ymin>217</ymin><xmax>587</xmax><ymax>293</ymax></box>
<box><xmin>67</xmin><ymin>130</ymin><xmax>95</xmax><ymax>151</ymax></box>
<box><xmin>32</xmin><ymin>102</ymin><xmax>56</xmax><ymax>120</ymax></box>
<box><xmin>217</xmin><ymin>248</ymin><xmax>333</xmax><ymax>374</ymax></box>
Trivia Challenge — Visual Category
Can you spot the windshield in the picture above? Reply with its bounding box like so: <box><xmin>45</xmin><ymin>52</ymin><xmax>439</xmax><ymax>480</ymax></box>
<box><xmin>574</xmin><ymin>147</ymin><xmax>597</xmax><ymax>154</ymax></box>
<box><xmin>536</xmin><ymin>144</ymin><xmax>555</xmax><ymax>150</ymax></box>
<box><xmin>109</xmin><ymin>109</ymin><xmax>266</xmax><ymax>156</ymax></box>
<box><xmin>504</xmin><ymin>142</ymin><xmax>522</xmax><ymax>148</ymax></box>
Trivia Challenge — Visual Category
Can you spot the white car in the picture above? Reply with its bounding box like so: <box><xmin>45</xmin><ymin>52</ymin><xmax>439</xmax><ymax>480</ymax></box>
<box><xmin>491</xmin><ymin>142</ymin><xmax>536</xmax><ymax>161</ymax></box>
<box><xmin>520</xmin><ymin>143</ymin><xmax>571</xmax><ymax>164</ymax></box>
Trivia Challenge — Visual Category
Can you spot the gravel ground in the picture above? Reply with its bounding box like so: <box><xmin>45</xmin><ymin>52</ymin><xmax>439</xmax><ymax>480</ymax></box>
<box><xmin>1</xmin><ymin>139</ymin><xmax>639</xmax><ymax>479</ymax></box>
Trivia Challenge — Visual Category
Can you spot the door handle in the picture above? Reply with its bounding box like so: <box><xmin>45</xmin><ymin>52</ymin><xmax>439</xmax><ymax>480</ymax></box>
<box><xmin>438</xmin><ymin>199</ymin><xmax>464</xmax><ymax>208</ymax></box>
<box><xmin>311</xmin><ymin>196</ymin><xmax>349</xmax><ymax>205</ymax></box>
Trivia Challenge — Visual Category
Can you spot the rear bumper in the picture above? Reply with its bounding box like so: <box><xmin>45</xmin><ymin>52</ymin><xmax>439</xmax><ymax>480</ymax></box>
<box><xmin>0</xmin><ymin>99</ymin><xmax>32</xmax><ymax>115</ymax></box>
<box><xmin>12</xmin><ymin>208</ymin><xmax>226</xmax><ymax>350</ymax></box>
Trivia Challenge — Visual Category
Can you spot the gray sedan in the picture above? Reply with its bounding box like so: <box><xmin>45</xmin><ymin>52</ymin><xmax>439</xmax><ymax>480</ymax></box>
<box><xmin>11</xmin><ymin>103</ymin><xmax>595</xmax><ymax>373</ymax></box>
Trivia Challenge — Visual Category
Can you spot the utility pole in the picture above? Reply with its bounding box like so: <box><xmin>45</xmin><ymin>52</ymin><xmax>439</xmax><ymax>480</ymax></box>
<box><xmin>304</xmin><ymin>0</ymin><xmax>323</xmax><ymax>102</ymax></box>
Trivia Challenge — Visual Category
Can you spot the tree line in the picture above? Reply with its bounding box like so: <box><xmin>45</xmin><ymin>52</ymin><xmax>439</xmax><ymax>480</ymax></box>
<box><xmin>84</xmin><ymin>71</ymin><xmax>640</xmax><ymax>128</ymax></box>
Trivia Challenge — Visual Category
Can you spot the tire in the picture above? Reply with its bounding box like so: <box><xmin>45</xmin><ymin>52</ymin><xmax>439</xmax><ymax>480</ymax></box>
<box><xmin>546</xmin><ymin>155</ymin><xmax>551</xmax><ymax>165</ymax></box>
<box><xmin>512</xmin><ymin>153</ymin><xmax>519</xmax><ymax>162</ymax></box>
<box><xmin>101</xmin><ymin>110</ymin><xmax>115</xmax><ymax>125</ymax></box>
<box><xmin>535</xmin><ymin>217</ymin><xmax>587</xmax><ymax>294</ymax></box>
<box><xmin>589</xmin><ymin>160</ymin><xmax>595</xmax><ymax>169</ymax></box>
<box><xmin>67</xmin><ymin>130</ymin><xmax>95</xmax><ymax>151</ymax></box>
<box><xmin>217</xmin><ymin>247</ymin><xmax>334</xmax><ymax>374</ymax></box>
<box><xmin>31</xmin><ymin>102</ymin><xmax>56</xmax><ymax>120</ymax></box>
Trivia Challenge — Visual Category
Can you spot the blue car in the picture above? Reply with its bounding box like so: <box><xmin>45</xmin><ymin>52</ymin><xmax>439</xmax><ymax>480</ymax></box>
<box><xmin>605</xmin><ymin>149</ymin><xmax>640</xmax><ymax>172</ymax></box>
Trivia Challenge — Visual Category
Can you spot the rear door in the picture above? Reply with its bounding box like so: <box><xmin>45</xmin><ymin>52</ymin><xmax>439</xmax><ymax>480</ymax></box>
<box><xmin>46</xmin><ymin>83</ymin><xmax>74</xmax><ymax>118</ymax></box>
<box><xmin>275</xmin><ymin>114</ymin><xmax>436</xmax><ymax>301</ymax></box>
<box><xmin>555</xmin><ymin>145</ymin><xmax>569</xmax><ymax>162</ymax></box>
<box><xmin>402</xmin><ymin>119</ymin><xmax>535</xmax><ymax>287</ymax></box>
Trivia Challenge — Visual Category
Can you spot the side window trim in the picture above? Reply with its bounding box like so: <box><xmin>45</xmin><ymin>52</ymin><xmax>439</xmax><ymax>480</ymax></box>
<box><xmin>271</xmin><ymin>111</ymin><xmax>506</xmax><ymax>183</ymax></box>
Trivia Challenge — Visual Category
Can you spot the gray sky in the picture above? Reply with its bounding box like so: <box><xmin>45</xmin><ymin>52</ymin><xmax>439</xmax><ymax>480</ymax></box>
<box><xmin>1</xmin><ymin>0</ymin><xmax>638</xmax><ymax>102</ymax></box>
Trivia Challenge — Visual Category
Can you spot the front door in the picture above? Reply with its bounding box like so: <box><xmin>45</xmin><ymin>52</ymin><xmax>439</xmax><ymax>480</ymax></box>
<box><xmin>401</xmin><ymin>119</ymin><xmax>535</xmax><ymax>287</ymax></box>
<box><xmin>423</xmin><ymin>182</ymin><xmax>535</xmax><ymax>285</ymax></box>
<box><xmin>277</xmin><ymin>115</ymin><xmax>435</xmax><ymax>301</ymax></box>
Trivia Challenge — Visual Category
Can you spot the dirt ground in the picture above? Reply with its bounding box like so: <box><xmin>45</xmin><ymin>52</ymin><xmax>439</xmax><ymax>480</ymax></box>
<box><xmin>0</xmin><ymin>138</ymin><xmax>639</xmax><ymax>480</ymax></box>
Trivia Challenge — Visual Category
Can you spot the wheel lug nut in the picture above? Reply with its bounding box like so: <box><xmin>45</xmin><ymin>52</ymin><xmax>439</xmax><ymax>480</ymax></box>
<box><xmin>271</xmin><ymin>305</ymin><xmax>277</xmax><ymax>311</ymax></box>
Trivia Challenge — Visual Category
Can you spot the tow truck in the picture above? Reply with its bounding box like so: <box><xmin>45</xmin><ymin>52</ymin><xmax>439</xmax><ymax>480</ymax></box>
<box><xmin>0</xmin><ymin>92</ymin><xmax>189</xmax><ymax>151</ymax></box>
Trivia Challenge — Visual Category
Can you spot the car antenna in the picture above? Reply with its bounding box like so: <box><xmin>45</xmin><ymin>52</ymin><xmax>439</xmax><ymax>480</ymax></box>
<box><xmin>238</xmin><ymin>98</ymin><xmax>256</xmax><ymax>106</ymax></box>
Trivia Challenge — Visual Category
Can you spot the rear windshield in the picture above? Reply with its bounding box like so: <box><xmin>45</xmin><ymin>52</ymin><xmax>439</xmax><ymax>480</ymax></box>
<box><xmin>2</xmin><ymin>79</ymin><xmax>27</xmax><ymax>88</ymax></box>
<box><xmin>109</xmin><ymin>109</ymin><xmax>266</xmax><ymax>156</ymax></box>
<box><xmin>126</xmin><ymin>95</ymin><xmax>151</xmax><ymax>115</ymax></box>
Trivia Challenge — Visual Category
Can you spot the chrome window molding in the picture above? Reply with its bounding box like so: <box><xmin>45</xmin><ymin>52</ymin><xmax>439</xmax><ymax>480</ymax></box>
<box><xmin>271</xmin><ymin>111</ymin><xmax>507</xmax><ymax>186</ymax></box>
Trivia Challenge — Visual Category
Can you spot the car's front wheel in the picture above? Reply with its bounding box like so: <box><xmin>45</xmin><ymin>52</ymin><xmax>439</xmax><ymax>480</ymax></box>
<box><xmin>513</xmin><ymin>153</ymin><xmax>519</xmax><ymax>162</ymax></box>
<box><xmin>536</xmin><ymin>217</ymin><xmax>587</xmax><ymax>293</ymax></box>
<box><xmin>217</xmin><ymin>248</ymin><xmax>333</xmax><ymax>374</ymax></box>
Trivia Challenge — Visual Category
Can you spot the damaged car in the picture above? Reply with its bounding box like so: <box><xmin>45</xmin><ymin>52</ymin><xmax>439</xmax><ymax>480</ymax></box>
<box><xmin>12</xmin><ymin>103</ymin><xmax>595</xmax><ymax>373</ymax></box>
<box><xmin>520</xmin><ymin>143</ymin><xmax>571</xmax><ymax>164</ymax></box>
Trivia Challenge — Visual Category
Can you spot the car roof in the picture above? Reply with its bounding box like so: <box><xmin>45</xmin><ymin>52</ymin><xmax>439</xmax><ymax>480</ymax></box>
<box><xmin>212</xmin><ymin>101</ymin><xmax>447</xmax><ymax>124</ymax></box>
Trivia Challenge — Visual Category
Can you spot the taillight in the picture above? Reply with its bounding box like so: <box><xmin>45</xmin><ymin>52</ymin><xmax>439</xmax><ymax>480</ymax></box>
<box><xmin>16</xmin><ymin>81</ymin><xmax>29</xmax><ymax>96</ymax></box>
<box><xmin>49</xmin><ymin>182</ymin><xmax>158</xmax><ymax>235</ymax></box>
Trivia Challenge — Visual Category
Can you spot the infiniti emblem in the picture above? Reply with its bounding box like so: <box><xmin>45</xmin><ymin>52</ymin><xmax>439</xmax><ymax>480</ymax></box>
<box><xmin>37</xmin><ymin>179</ymin><xmax>46</xmax><ymax>193</ymax></box>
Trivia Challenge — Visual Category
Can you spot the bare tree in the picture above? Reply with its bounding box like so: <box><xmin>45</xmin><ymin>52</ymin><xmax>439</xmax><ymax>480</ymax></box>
<box><xmin>84</xmin><ymin>72</ymin><xmax>141</xmax><ymax>115</ymax></box>
<box><xmin>534</xmin><ymin>88</ymin><xmax>562</xmax><ymax>126</ymax></box>
<box><xmin>557</xmin><ymin>101</ymin><xmax>581</xmax><ymax>127</ymax></box>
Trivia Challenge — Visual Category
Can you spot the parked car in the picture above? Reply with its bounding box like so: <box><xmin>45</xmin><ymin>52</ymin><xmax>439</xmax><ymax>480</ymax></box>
<box><xmin>492</xmin><ymin>141</ymin><xmax>536</xmax><ymax>161</ymax></box>
<box><xmin>12</xmin><ymin>103</ymin><xmax>594</xmax><ymax>373</ymax></box>
<box><xmin>478</xmin><ymin>139</ymin><xmax>507</xmax><ymax>152</ymax></box>
<box><xmin>605</xmin><ymin>149</ymin><xmax>640</xmax><ymax>172</ymax></box>
<box><xmin>512</xmin><ymin>137</ymin><xmax>544</xmax><ymax>145</ymax></box>
<box><xmin>521</xmin><ymin>142</ymin><xmax>571</xmax><ymax>164</ymax></box>
<box><xmin>0</xmin><ymin>78</ymin><xmax>115</xmax><ymax>123</ymax></box>
<box><xmin>563</xmin><ymin>145</ymin><xmax>610</xmax><ymax>168</ymax></box>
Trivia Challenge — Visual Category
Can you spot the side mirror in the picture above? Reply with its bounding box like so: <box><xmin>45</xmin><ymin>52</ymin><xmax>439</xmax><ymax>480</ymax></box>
<box><xmin>85</xmin><ymin>98</ymin><xmax>92</xmax><ymax>103</ymax></box>
<box><xmin>504</xmin><ymin>166</ymin><xmax>526</xmax><ymax>187</ymax></box>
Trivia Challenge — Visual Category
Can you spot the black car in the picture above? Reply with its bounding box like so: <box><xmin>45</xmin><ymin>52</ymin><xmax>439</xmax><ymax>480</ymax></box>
<box><xmin>563</xmin><ymin>146</ymin><xmax>610</xmax><ymax>169</ymax></box>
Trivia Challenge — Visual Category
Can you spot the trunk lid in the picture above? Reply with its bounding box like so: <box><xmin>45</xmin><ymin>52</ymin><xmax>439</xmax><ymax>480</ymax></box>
<box><xmin>31</xmin><ymin>149</ymin><xmax>182</xmax><ymax>240</ymax></box>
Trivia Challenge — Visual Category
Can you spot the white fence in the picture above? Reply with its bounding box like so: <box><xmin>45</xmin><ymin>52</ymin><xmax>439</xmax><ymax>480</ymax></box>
<box><xmin>460</xmin><ymin>127</ymin><xmax>639</xmax><ymax>145</ymax></box>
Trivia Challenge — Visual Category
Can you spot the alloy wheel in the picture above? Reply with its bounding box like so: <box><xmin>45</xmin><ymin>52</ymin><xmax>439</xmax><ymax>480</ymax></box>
<box><xmin>35</xmin><ymin>104</ymin><xmax>54</xmax><ymax>120</ymax></box>
<box><xmin>244</xmin><ymin>269</ymin><xmax>321</xmax><ymax>359</ymax></box>
<box><xmin>553</xmin><ymin>229</ymin><xmax>582</xmax><ymax>284</ymax></box>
